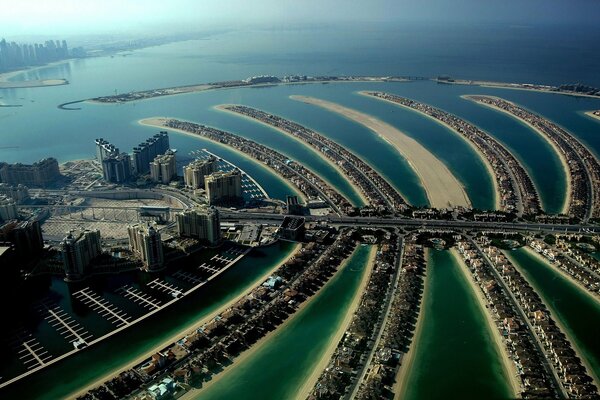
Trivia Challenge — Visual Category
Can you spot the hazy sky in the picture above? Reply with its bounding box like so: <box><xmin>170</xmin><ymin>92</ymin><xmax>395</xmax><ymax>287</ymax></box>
<box><xmin>4</xmin><ymin>0</ymin><xmax>600</xmax><ymax>37</ymax></box>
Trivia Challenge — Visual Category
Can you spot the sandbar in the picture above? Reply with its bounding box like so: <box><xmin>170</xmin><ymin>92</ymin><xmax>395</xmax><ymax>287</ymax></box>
<box><xmin>585</xmin><ymin>111</ymin><xmax>600</xmax><ymax>123</ymax></box>
<box><xmin>361</xmin><ymin>91</ymin><xmax>501</xmax><ymax>210</ymax></box>
<box><xmin>215</xmin><ymin>104</ymin><xmax>368</xmax><ymax>207</ymax></box>
<box><xmin>67</xmin><ymin>243</ymin><xmax>302</xmax><ymax>399</ymax></box>
<box><xmin>138</xmin><ymin>117</ymin><xmax>305</xmax><ymax>202</ymax></box>
<box><xmin>463</xmin><ymin>95</ymin><xmax>571</xmax><ymax>215</ymax></box>
<box><xmin>290</xmin><ymin>95</ymin><xmax>471</xmax><ymax>209</ymax></box>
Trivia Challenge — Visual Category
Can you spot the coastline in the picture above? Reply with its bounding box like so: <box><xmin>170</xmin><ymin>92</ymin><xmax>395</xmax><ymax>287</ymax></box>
<box><xmin>451</xmin><ymin>248</ymin><xmax>521</xmax><ymax>397</ymax></box>
<box><xmin>67</xmin><ymin>243</ymin><xmax>302</xmax><ymax>399</ymax></box>
<box><xmin>137</xmin><ymin>117</ymin><xmax>306</xmax><ymax>202</ymax></box>
<box><xmin>181</xmin><ymin>244</ymin><xmax>365</xmax><ymax>400</ymax></box>
<box><xmin>522</xmin><ymin>246</ymin><xmax>600</xmax><ymax>306</ymax></box>
<box><xmin>295</xmin><ymin>245</ymin><xmax>377</xmax><ymax>400</ymax></box>
<box><xmin>463</xmin><ymin>95</ymin><xmax>571</xmax><ymax>214</ymax></box>
<box><xmin>585</xmin><ymin>111</ymin><xmax>600</xmax><ymax>123</ymax></box>
<box><xmin>505</xmin><ymin>249</ymin><xmax>600</xmax><ymax>386</ymax></box>
<box><xmin>439</xmin><ymin>79</ymin><xmax>600</xmax><ymax>99</ymax></box>
<box><xmin>360</xmin><ymin>91</ymin><xmax>501</xmax><ymax>210</ymax></box>
<box><xmin>290</xmin><ymin>95</ymin><xmax>471</xmax><ymax>209</ymax></box>
<box><xmin>393</xmin><ymin>248</ymin><xmax>430</xmax><ymax>398</ymax></box>
<box><xmin>214</xmin><ymin>104</ymin><xmax>368</xmax><ymax>207</ymax></box>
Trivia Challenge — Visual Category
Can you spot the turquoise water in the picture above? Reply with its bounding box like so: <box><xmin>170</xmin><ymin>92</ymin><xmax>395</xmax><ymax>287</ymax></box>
<box><xmin>196</xmin><ymin>245</ymin><xmax>372</xmax><ymax>400</ymax></box>
<box><xmin>506</xmin><ymin>248</ymin><xmax>600</xmax><ymax>381</ymax></box>
<box><xmin>0</xmin><ymin>242</ymin><xmax>297</xmax><ymax>399</ymax></box>
<box><xmin>403</xmin><ymin>250</ymin><xmax>513</xmax><ymax>400</ymax></box>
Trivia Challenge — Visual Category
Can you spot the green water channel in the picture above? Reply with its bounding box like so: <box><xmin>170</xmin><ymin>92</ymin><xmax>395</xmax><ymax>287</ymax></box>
<box><xmin>0</xmin><ymin>241</ymin><xmax>298</xmax><ymax>399</ymax></box>
<box><xmin>506</xmin><ymin>248</ymin><xmax>600</xmax><ymax>382</ymax></box>
<box><xmin>402</xmin><ymin>249</ymin><xmax>513</xmax><ymax>400</ymax></box>
<box><xmin>195</xmin><ymin>245</ymin><xmax>374</xmax><ymax>400</ymax></box>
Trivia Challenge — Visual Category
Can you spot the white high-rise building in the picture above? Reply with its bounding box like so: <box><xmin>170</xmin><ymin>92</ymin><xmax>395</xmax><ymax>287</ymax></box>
<box><xmin>176</xmin><ymin>206</ymin><xmax>221</xmax><ymax>245</ymax></box>
<box><xmin>0</xmin><ymin>196</ymin><xmax>18</xmax><ymax>221</ymax></box>
<box><xmin>150</xmin><ymin>150</ymin><xmax>177</xmax><ymax>184</ymax></box>
<box><xmin>128</xmin><ymin>223</ymin><xmax>164</xmax><ymax>271</ymax></box>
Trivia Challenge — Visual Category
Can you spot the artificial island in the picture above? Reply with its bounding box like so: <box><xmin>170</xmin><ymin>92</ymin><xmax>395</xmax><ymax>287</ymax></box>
<box><xmin>1</xmin><ymin>73</ymin><xmax>600</xmax><ymax>400</ymax></box>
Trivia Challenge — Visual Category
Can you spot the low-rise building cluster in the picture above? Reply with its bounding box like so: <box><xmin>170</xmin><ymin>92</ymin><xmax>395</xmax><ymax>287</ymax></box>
<box><xmin>223</xmin><ymin>105</ymin><xmax>407</xmax><ymax>214</ymax></box>
<box><xmin>469</xmin><ymin>95</ymin><xmax>600</xmax><ymax>220</ymax></box>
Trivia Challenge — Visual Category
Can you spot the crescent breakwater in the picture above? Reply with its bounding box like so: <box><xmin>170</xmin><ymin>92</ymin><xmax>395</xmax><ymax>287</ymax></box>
<box><xmin>466</xmin><ymin>95</ymin><xmax>600</xmax><ymax>221</ymax></box>
<box><xmin>363</xmin><ymin>91</ymin><xmax>541</xmax><ymax>216</ymax></box>
<box><xmin>139</xmin><ymin>118</ymin><xmax>353</xmax><ymax>215</ymax></box>
<box><xmin>217</xmin><ymin>104</ymin><xmax>408</xmax><ymax>214</ymax></box>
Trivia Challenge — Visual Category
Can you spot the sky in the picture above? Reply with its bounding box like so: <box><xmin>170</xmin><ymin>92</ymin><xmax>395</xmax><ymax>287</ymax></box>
<box><xmin>3</xmin><ymin>0</ymin><xmax>600</xmax><ymax>37</ymax></box>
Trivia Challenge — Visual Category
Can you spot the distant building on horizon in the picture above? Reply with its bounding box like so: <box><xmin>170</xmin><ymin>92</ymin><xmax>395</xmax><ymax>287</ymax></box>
<box><xmin>205</xmin><ymin>169</ymin><xmax>242</xmax><ymax>206</ymax></box>
<box><xmin>183</xmin><ymin>156</ymin><xmax>217</xmax><ymax>189</ymax></box>
<box><xmin>176</xmin><ymin>206</ymin><xmax>221</xmax><ymax>245</ymax></box>
<box><xmin>61</xmin><ymin>229</ymin><xmax>102</xmax><ymax>281</ymax></box>
<box><xmin>150</xmin><ymin>150</ymin><xmax>177</xmax><ymax>184</ymax></box>
<box><xmin>128</xmin><ymin>223</ymin><xmax>164</xmax><ymax>271</ymax></box>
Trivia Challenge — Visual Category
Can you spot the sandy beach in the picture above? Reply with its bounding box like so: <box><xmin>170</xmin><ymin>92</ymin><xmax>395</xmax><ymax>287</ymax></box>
<box><xmin>505</xmin><ymin>249</ymin><xmax>600</xmax><ymax>386</ymax></box>
<box><xmin>181</xmin><ymin>244</ymin><xmax>366</xmax><ymax>400</ymax></box>
<box><xmin>463</xmin><ymin>95</ymin><xmax>571</xmax><ymax>214</ymax></box>
<box><xmin>585</xmin><ymin>111</ymin><xmax>600</xmax><ymax>123</ymax></box>
<box><xmin>361</xmin><ymin>91</ymin><xmax>501</xmax><ymax>210</ymax></box>
<box><xmin>451</xmin><ymin>248</ymin><xmax>521</xmax><ymax>397</ymax></box>
<box><xmin>138</xmin><ymin>117</ymin><xmax>306</xmax><ymax>202</ymax></box>
<box><xmin>67</xmin><ymin>243</ymin><xmax>301</xmax><ymax>399</ymax></box>
<box><xmin>290</xmin><ymin>95</ymin><xmax>471</xmax><ymax>209</ymax></box>
<box><xmin>295</xmin><ymin>245</ymin><xmax>377</xmax><ymax>399</ymax></box>
<box><xmin>215</xmin><ymin>104</ymin><xmax>368</xmax><ymax>207</ymax></box>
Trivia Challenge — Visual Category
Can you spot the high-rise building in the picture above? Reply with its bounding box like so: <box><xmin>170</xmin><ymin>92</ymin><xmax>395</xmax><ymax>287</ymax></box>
<box><xmin>95</xmin><ymin>138</ymin><xmax>119</xmax><ymax>162</ymax></box>
<box><xmin>0</xmin><ymin>183</ymin><xmax>30</xmax><ymax>204</ymax></box>
<box><xmin>0</xmin><ymin>196</ymin><xmax>18</xmax><ymax>221</ymax></box>
<box><xmin>10</xmin><ymin>220</ymin><xmax>44</xmax><ymax>257</ymax></box>
<box><xmin>132</xmin><ymin>132</ymin><xmax>169</xmax><ymax>175</ymax></box>
<box><xmin>205</xmin><ymin>170</ymin><xmax>242</xmax><ymax>205</ymax></box>
<box><xmin>176</xmin><ymin>206</ymin><xmax>221</xmax><ymax>245</ymax></box>
<box><xmin>0</xmin><ymin>158</ymin><xmax>61</xmax><ymax>187</ymax></box>
<box><xmin>61</xmin><ymin>229</ymin><xmax>102</xmax><ymax>281</ymax></box>
<box><xmin>183</xmin><ymin>156</ymin><xmax>217</xmax><ymax>189</ymax></box>
<box><xmin>150</xmin><ymin>150</ymin><xmax>177</xmax><ymax>184</ymax></box>
<box><xmin>128</xmin><ymin>223</ymin><xmax>164</xmax><ymax>271</ymax></box>
<box><xmin>102</xmin><ymin>153</ymin><xmax>132</xmax><ymax>183</ymax></box>
<box><xmin>286</xmin><ymin>195</ymin><xmax>303</xmax><ymax>215</ymax></box>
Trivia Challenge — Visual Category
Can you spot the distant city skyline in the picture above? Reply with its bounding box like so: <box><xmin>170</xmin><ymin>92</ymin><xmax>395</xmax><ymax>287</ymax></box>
<box><xmin>4</xmin><ymin>0</ymin><xmax>600</xmax><ymax>36</ymax></box>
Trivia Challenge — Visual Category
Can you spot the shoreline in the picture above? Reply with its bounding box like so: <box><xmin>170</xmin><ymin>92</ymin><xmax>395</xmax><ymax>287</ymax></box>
<box><xmin>393</xmin><ymin>248</ymin><xmax>430</xmax><ymax>398</ymax></box>
<box><xmin>463</xmin><ymin>95</ymin><xmax>571</xmax><ymax>215</ymax></box>
<box><xmin>585</xmin><ymin>111</ymin><xmax>600</xmax><ymax>123</ymax></box>
<box><xmin>522</xmin><ymin>246</ymin><xmax>600</xmax><ymax>307</ymax></box>
<box><xmin>181</xmin><ymin>244</ymin><xmax>365</xmax><ymax>399</ymax></box>
<box><xmin>439</xmin><ymin>79</ymin><xmax>600</xmax><ymax>99</ymax></box>
<box><xmin>361</xmin><ymin>91</ymin><xmax>501</xmax><ymax>211</ymax></box>
<box><xmin>295</xmin><ymin>245</ymin><xmax>377</xmax><ymax>399</ymax></box>
<box><xmin>137</xmin><ymin>117</ymin><xmax>306</xmax><ymax>202</ymax></box>
<box><xmin>451</xmin><ymin>248</ymin><xmax>521</xmax><ymax>397</ymax></box>
<box><xmin>214</xmin><ymin>104</ymin><xmax>368</xmax><ymax>207</ymax></box>
<box><xmin>505</xmin><ymin>249</ymin><xmax>600</xmax><ymax>387</ymax></box>
<box><xmin>290</xmin><ymin>95</ymin><xmax>471</xmax><ymax>209</ymax></box>
<box><xmin>67</xmin><ymin>243</ymin><xmax>302</xmax><ymax>399</ymax></box>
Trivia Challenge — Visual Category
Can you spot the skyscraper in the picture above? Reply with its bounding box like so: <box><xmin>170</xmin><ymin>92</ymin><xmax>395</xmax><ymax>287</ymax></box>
<box><xmin>176</xmin><ymin>206</ymin><xmax>221</xmax><ymax>245</ymax></box>
<box><xmin>0</xmin><ymin>158</ymin><xmax>61</xmax><ymax>187</ymax></box>
<box><xmin>150</xmin><ymin>150</ymin><xmax>177</xmax><ymax>184</ymax></box>
<box><xmin>205</xmin><ymin>170</ymin><xmax>242</xmax><ymax>205</ymax></box>
<box><xmin>128</xmin><ymin>223</ymin><xmax>164</xmax><ymax>271</ymax></box>
<box><xmin>132</xmin><ymin>132</ymin><xmax>169</xmax><ymax>175</ymax></box>
<box><xmin>61</xmin><ymin>230</ymin><xmax>102</xmax><ymax>281</ymax></box>
<box><xmin>183</xmin><ymin>156</ymin><xmax>217</xmax><ymax>189</ymax></box>
<box><xmin>102</xmin><ymin>153</ymin><xmax>132</xmax><ymax>183</ymax></box>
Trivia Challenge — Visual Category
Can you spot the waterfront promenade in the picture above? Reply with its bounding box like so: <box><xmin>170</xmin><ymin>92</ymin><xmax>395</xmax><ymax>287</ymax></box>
<box><xmin>290</xmin><ymin>95</ymin><xmax>472</xmax><ymax>209</ymax></box>
<box><xmin>466</xmin><ymin>95</ymin><xmax>600</xmax><ymax>220</ymax></box>
<box><xmin>362</xmin><ymin>91</ymin><xmax>541</xmax><ymax>216</ymax></box>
